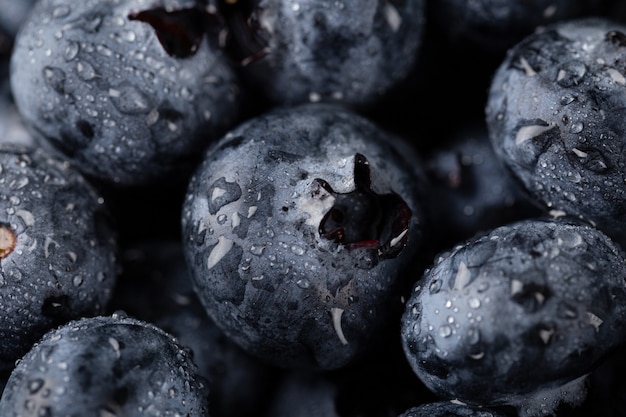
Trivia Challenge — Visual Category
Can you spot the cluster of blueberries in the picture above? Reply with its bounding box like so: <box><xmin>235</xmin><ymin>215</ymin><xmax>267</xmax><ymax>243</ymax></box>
<box><xmin>1</xmin><ymin>0</ymin><xmax>626</xmax><ymax>416</ymax></box>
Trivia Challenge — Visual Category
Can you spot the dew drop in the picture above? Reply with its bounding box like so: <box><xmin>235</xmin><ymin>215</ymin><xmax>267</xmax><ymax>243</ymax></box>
<box><xmin>296</xmin><ymin>278</ymin><xmax>310</xmax><ymax>289</ymax></box>
<box><xmin>569</xmin><ymin>122</ymin><xmax>584</xmax><ymax>134</ymax></box>
<box><xmin>467</xmin><ymin>296</ymin><xmax>481</xmax><ymax>309</ymax></box>
<box><xmin>556</xmin><ymin>61</ymin><xmax>587</xmax><ymax>87</ymax></box>
<box><xmin>429</xmin><ymin>279</ymin><xmax>442</xmax><ymax>294</ymax></box>
<box><xmin>43</xmin><ymin>66</ymin><xmax>66</xmax><ymax>94</ymax></box>
<box><xmin>64</xmin><ymin>41</ymin><xmax>80</xmax><ymax>61</ymax></box>
<box><xmin>76</xmin><ymin>61</ymin><xmax>96</xmax><ymax>81</ymax></box>
<box><xmin>52</xmin><ymin>5</ymin><xmax>71</xmax><ymax>18</ymax></box>
<box><xmin>27</xmin><ymin>378</ymin><xmax>44</xmax><ymax>394</ymax></box>
<box><xmin>109</xmin><ymin>85</ymin><xmax>151</xmax><ymax>114</ymax></box>
<box><xmin>438</xmin><ymin>325</ymin><xmax>452</xmax><ymax>338</ymax></box>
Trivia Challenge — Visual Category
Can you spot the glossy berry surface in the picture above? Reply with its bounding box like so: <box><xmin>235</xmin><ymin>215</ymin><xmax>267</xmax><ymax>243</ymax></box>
<box><xmin>10</xmin><ymin>0</ymin><xmax>241</xmax><ymax>185</ymax></box>
<box><xmin>401</xmin><ymin>217</ymin><xmax>626</xmax><ymax>416</ymax></box>
<box><xmin>0</xmin><ymin>143</ymin><xmax>117</xmax><ymax>374</ymax></box>
<box><xmin>220</xmin><ymin>0</ymin><xmax>426</xmax><ymax>108</ymax></box>
<box><xmin>0</xmin><ymin>314</ymin><xmax>210</xmax><ymax>417</ymax></box>
<box><xmin>108</xmin><ymin>239</ymin><xmax>277</xmax><ymax>417</ymax></box>
<box><xmin>182</xmin><ymin>103</ymin><xmax>429</xmax><ymax>370</ymax></box>
<box><xmin>485</xmin><ymin>17</ymin><xmax>626</xmax><ymax>247</ymax></box>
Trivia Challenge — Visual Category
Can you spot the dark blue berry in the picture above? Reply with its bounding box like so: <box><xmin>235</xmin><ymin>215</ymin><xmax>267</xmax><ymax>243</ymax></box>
<box><xmin>109</xmin><ymin>239</ymin><xmax>278</xmax><ymax>417</ymax></box>
<box><xmin>0</xmin><ymin>314</ymin><xmax>210</xmax><ymax>417</ymax></box>
<box><xmin>401</xmin><ymin>217</ymin><xmax>626</xmax><ymax>416</ymax></box>
<box><xmin>182</xmin><ymin>103</ymin><xmax>429</xmax><ymax>370</ymax></box>
<box><xmin>220</xmin><ymin>0</ymin><xmax>426</xmax><ymax>108</ymax></box>
<box><xmin>10</xmin><ymin>0</ymin><xmax>242</xmax><ymax>185</ymax></box>
<box><xmin>0</xmin><ymin>143</ymin><xmax>117</xmax><ymax>373</ymax></box>
<box><xmin>429</xmin><ymin>0</ymin><xmax>609</xmax><ymax>53</ymax></box>
<box><xmin>398</xmin><ymin>401</ymin><xmax>509</xmax><ymax>417</ymax></box>
<box><xmin>485</xmin><ymin>17</ymin><xmax>626</xmax><ymax>248</ymax></box>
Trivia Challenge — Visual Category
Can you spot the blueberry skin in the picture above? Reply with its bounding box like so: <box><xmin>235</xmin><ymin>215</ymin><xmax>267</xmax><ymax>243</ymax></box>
<box><xmin>10</xmin><ymin>0</ymin><xmax>241</xmax><ymax>185</ymax></box>
<box><xmin>182</xmin><ymin>103</ymin><xmax>429</xmax><ymax>370</ymax></box>
<box><xmin>401</xmin><ymin>217</ymin><xmax>626</xmax><ymax>415</ymax></box>
<box><xmin>423</xmin><ymin>121</ymin><xmax>542</xmax><ymax>252</ymax></box>
<box><xmin>485</xmin><ymin>17</ymin><xmax>626</xmax><ymax>247</ymax></box>
<box><xmin>223</xmin><ymin>0</ymin><xmax>425</xmax><ymax>108</ymax></box>
<box><xmin>398</xmin><ymin>401</ymin><xmax>508</xmax><ymax>417</ymax></box>
<box><xmin>0</xmin><ymin>143</ymin><xmax>117</xmax><ymax>373</ymax></box>
<box><xmin>108</xmin><ymin>239</ymin><xmax>278</xmax><ymax>417</ymax></box>
<box><xmin>428</xmin><ymin>0</ymin><xmax>608</xmax><ymax>54</ymax></box>
<box><xmin>0</xmin><ymin>314</ymin><xmax>210</xmax><ymax>417</ymax></box>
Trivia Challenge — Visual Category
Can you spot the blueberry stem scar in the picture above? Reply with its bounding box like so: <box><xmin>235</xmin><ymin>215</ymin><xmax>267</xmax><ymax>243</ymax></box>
<box><xmin>316</xmin><ymin>153</ymin><xmax>412</xmax><ymax>260</ymax></box>
<box><xmin>0</xmin><ymin>224</ymin><xmax>16</xmax><ymax>259</ymax></box>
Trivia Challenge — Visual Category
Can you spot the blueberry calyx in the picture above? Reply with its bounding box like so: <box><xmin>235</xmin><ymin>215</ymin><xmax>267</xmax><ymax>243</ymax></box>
<box><xmin>0</xmin><ymin>224</ymin><xmax>16</xmax><ymax>259</ymax></box>
<box><xmin>128</xmin><ymin>5</ymin><xmax>225</xmax><ymax>58</ymax></box>
<box><xmin>218</xmin><ymin>0</ymin><xmax>269</xmax><ymax>65</ymax></box>
<box><xmin>316</xmin><ymin>153</ymin><xmax>412</xmax><ymax>261</ymax></box>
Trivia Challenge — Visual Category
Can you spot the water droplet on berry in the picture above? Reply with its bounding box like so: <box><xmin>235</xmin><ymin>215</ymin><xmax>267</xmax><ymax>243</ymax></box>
<box><xmin>64</xmin><ymin>41</ymin><xmax>80</xmax><ymax>61</ymax></box>
<box><xmin>76</xmin><ymin>61</ymin><xmax>96</xmax><ymax>81</ymax></box>
<box><xmin>296</xmin><ymin>278</ymin><xmax>310</xmax><ymax>289</ymax></box>
<box><xmin>109</xmin><ymin>85</ymin><xmax>151</xmax><ymax>115</ymax></box>
<box><xmin>439</xmin><ymin>325</ymin><xmax>452</xmax><ymax>338</ymax></box>
<box><xmin>429</xmin><ymin>279</ymin><xmax>442</xmax><ymax>294</ymax></box>
<box><xmin>52</xmin><ymin>5</ymin><xmax>71</xmax><ymax>19</ymax></box>
<box><xmin>467</xmin><ymin>296</ymin><xmax>481</xmax><ymax>309</ymax></box>
<box><xmin>43</xmin><ymin>66</ymin><xmax>66</xmax><ymax>94</ymax></box>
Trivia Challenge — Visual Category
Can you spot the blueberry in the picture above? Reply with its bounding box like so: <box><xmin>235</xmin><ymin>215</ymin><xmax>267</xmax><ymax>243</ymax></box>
<box><xmin>485</xmin><ymin>17</ymin><xmax>626</xmax><ymax>247</ymax></box>
<box><xmin>398</xmin><ymin>401</ymin><xmax>509</xmax><ymax>417</ymax></box>
<box><xmin>108</xmin><ymin>239</ymin><xmax>278</xmax><ymax>417</ymax></box>
<box><xmin>401</xmin><ymin>217</ymin><xmax>626</xmax><ymax>416</ymax></box>
<box><xmin>0</xmin><ymin>143</ymin><xmax>117</xmax><ymax>374</ymax></box>
<box><xmin>219</xmin><ymin>0</ymin><xmax>426</xmax><ymax>108</ymax></box>
<box><xmin>428</xmin><ymin>0</ymin><xmax>609</xmax><ymax>54</ymax></box>
<box><xmin>182</xmin><ymin>103</ymin><xmax>429</xmax><ymax>370</ymax></box>
<box><xmin>0</xmin><ymin>313</ymin><xmax>210</xmax><ymax>417</ymax></box>
<box><xmin>423</xmin><ymin>120</ymin><xmax>542</xmax><ymax>252</ymax></box>
<box><xmin>10</xmin><ymin>0</ymin><xmax>242</xmax><ymax>185</ymax></box>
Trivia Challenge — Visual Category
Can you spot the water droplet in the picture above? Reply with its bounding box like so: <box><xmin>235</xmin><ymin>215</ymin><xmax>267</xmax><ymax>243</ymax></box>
<box><xmin>438</xmin><ymin>325</ymin><xmax>452</xmax><ymax>338</ymax></box>
<box><xmin>429</xmin><ymin>279</ymin><xmax>442</xmax><ymax>294</ymax></box>
<box><xmin>296</xmin><ymin>278</ymin><xmax>310</xmax><ymax>289</ymax></box>
<box><xmin>72</xmin><ymin>276</ymin><xmax>83</xmax><ymax>287</ymax></box>
<box><xmin>560</xmin><ymin>94</ymin><xmax>576</xmax><ymax>105</ymax></box>
<box><xmin>556</xmin><ymin>60</ymin><xmax>587</xmax><ymax>87</ymax></box>
<box><xmin>64</xmin><ymin>41</ymin><xmax>80</xmax><ymax>61</ymax></box>
<box><xmin>466</xmin><ymin>327</ymin><xmax>480</xmax><ymax>345</ymax></box>
<box><xmin>569</xmin><ymin>122</ymin><xmax>584</xmax><ymax>134</ymax></box>
<box><xmin>43</xmin><ymin>66</ymin><xmax>66</xmax><ymax>94</ymax></box>
<box><xmin>108</xmin><ymin>85</ymin><xmax>150</xmax><ymax>115</ymax></box>
<box><xmin>249</xmin><ymin>245</ymin><xmax>265</xmax><ymax>256</ymax></box>
<box><xmin>52</xmin><ymin>5</ymin><xmax>71</xmax><ymax>18</ymax></box>
<box><xmin>290</xmin><ymin>245</ymin><xmax>305</xmax><ymax>256</ymax></box>
<box><xmin>76</xmin><ymin>61</ymin><xmax>96</xmax><ymax>80</ymax></box>
<box><xmin>467</xmin><ymin>296</ymin><xmax>481</xmax><ymax>309</ymax></box>
<box><xmin>27</xmin><ymin>378</ymin><xmax>44</xmax><ymax>394</ymax></box>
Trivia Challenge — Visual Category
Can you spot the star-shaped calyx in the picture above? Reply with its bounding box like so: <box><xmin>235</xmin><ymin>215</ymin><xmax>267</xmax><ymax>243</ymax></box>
<box><xmin>315</xmin><ymin>153</ymin><xmax>412</xmax><ymax>263</ymax></box>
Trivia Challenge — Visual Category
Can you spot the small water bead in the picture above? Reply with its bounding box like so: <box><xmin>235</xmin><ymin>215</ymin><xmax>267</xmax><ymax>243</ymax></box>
<box><xmin>467</xmin><ymin>296</ymin><xmax>481</xmax><ymax>309</ymax></box>
<box><xmin>296</xmin><ymin>278</ymin><xmax>310</xmax><ymax>289</ymax></box>
<box><xmin>439</xmin><ymin>325</ymin><xmax>453</xmax><ymax>338</ymax></box>
<box><xmin>76</xmin><ymin>61</ymin><xmax>96</xmax><ymax>81</ymax></box>
<box><xmin>27</xmin><ymin>378</ymin><xmax>44</xmax><ymax>394</ymax></box>
<box><xmin>429</xmin><ymin>279</ymin><xmax>442</xmax><ymax>294</ymax></box>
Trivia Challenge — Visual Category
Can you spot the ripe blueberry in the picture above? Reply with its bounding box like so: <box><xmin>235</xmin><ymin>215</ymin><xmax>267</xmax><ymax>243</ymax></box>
<box><xmin>0</xmin><ymin>314</ymin><xmax>210</xmax><ymax>417</ymax></box>
<box><xmin>485</xmin><ymin>17</ymin><xmax>626</xmax><ymax>247</ymax></box>
<box><xmin>219</xmin><ymin>0</ymin><xmax>426</xmax><ymax>108</ymax></box>
<box><xmin>0</xmin><ymin>143</ymin><xmax>117</xmax><ymax>374</ymax></box>
<box><xmin>182</xmin><ymin>103</ymin><xmax>429</xmax><ymax>370</ymax></box>
<box><xmin>10</xmin><ymin>0</ymin><xmax>242</xmax><ymax>185</ymax></box>
<box><xmin>401</xmin><ymin>217</ymin><xmax>626</xmax><ymax>416</ymax></box>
